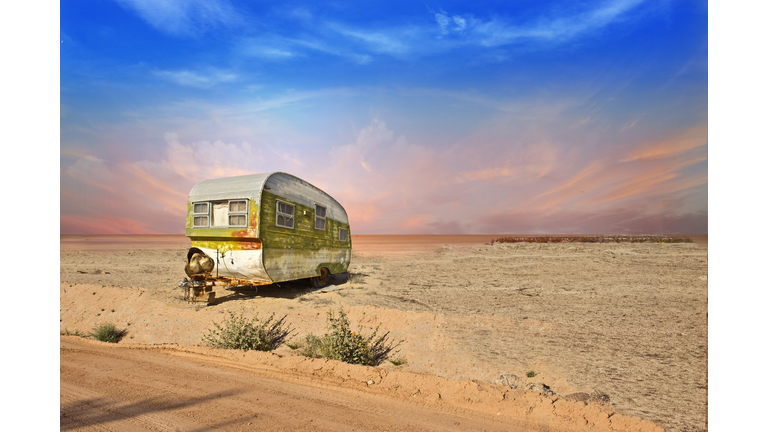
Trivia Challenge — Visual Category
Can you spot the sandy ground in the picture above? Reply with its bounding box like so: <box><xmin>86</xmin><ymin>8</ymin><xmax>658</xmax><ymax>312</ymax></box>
<box><xmin>60</xmin><ymin>234</ymin><xmax>707</xmax><ymax>431</ymax></box>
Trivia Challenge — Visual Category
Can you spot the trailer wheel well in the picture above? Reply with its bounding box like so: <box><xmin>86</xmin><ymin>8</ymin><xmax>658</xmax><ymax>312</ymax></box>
<box><xmin>311</xmin><ymin>267</ymin><xmax>330</xmax><ymax>288</ymax></box>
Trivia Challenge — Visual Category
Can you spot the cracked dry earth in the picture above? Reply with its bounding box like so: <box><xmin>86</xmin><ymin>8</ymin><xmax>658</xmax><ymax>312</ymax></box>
<box><xmin>60</xmin><ymin>235</ymin><xmax>707</xmax><ymax>431</ymax></box>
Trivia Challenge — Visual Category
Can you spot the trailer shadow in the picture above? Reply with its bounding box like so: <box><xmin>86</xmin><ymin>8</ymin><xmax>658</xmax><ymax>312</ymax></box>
<box><xmin>208</xmin><ymin>272</ymin><xmax>365</xmax><ymax>305</ymax></box>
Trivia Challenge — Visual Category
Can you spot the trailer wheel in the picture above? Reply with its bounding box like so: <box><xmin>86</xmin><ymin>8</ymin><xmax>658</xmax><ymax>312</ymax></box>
<box><xmin>312</xmin><ymin>267</ymin><xmax>330</xmax><ymax>288</ymax></box>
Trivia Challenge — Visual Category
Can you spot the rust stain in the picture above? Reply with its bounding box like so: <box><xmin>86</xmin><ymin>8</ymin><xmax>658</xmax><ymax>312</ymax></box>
<box><xmin>229</xmin><ymin>209</ymin><xmax>260</xmax><ymax>242</ymax></box>
<box><xmin>240</xmin><ymin>239</ymin><xmax>262</xmax><ymax>250</ymax></box>
<box><xmin>250</xmin><ymin>211</ymin><xmax>258</xmax><ymax>232</ymax></box>
<box><xmin>230</xmin><ymin>233</ymin><xmax>262</xmax><ymax>250</ymax></box>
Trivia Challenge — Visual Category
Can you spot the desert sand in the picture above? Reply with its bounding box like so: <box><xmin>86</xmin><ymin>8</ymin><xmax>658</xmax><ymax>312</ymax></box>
<box><xmin>60</xmin><ymin>234</ymin><xmax>707</xmax><ymax>431</ymax></box>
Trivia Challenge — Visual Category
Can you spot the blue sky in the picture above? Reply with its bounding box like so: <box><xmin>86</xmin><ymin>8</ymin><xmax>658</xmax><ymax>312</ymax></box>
<box><xmin>60</xmin><ymin>0</ymin><xmax>708</xmax><ymax>234</ymax></box>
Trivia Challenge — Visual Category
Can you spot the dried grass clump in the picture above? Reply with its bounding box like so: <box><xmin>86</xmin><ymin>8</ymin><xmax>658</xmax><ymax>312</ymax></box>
<box><xmin>60</xmin><ymin>328</ymin><xmax>85</xmax><ymax>337</ymax></box>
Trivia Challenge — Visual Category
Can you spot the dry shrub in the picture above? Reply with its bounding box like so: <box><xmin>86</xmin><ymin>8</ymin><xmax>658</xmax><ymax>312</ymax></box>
<box><xmin>301</xmin><ymin>309</ymin><xmax>396</xmax><ymax>366</ymax></box>
<box><xmin>202</xmin><ymin>312</ymin><xmax>289</xmax><ymax>351</ymax></box>
<box><xmin>91</xmin><ymin>322</ymin><xmax>127</xmax><ymax>343</ymax></box>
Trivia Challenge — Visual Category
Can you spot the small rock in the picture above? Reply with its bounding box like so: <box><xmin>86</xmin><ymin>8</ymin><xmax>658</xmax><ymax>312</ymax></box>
<box><xmin>526</xmin><ymin>382</ymin><xmax>555</xmax><ymax>397</ymax></box>
<box><xmin>563</xmin><ymin>390</ymin><xmax>610</xmax><ymax>405</ymax></box>
<box><xmin>366</xmin><ymin>380</ymin><xmax>374</xmax><ymax>385</ymax></box>
<box><xmin>563</xmin><ymin>392</ymin><xmax>590</xmax><ymax>402</ymax></box>
<box><xmin>589</xmin><ymin>390</ymin><xmax>610</xmax><ymax>404</ymax></box>
<box><xmin>495</xmin><ymin>373</ymin><xmax>521</xmax><ymax>388</ymax></box>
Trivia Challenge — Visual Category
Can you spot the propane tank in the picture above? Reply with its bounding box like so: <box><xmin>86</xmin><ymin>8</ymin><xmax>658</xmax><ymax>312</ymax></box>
<box><xmin>185</xmin><ymin>252</ymin><xmax>215</xmax><ymax>277</ymax></box>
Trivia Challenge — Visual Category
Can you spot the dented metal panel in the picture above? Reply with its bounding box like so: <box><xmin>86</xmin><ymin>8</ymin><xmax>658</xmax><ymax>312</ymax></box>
<box><xmin>196</xmin><ymin>246</ymin><xmax>271</xmax><ymax>282</ymax></box>
<box><xmin>263</xmin><ymin>247</ymin><xmax>350</xmax><ymax>282</ymax></box>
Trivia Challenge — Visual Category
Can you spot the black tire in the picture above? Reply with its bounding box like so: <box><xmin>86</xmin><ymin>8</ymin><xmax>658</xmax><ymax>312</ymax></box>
<box><xmin>311</xmin><ymin>268</ymin><xmax>330</xmax><ymax>288</ymax></box>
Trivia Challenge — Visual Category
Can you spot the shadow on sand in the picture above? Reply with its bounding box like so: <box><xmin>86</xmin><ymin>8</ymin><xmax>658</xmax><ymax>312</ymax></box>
<box><xmin>203</xmin><ymin>272</ymin><xmax>366</xmax><ymax>306</ymax></box>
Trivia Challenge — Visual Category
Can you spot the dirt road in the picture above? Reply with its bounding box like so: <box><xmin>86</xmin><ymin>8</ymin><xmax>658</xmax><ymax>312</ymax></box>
<box><xmin>61</xmin><ymin>336</ymin><xmax>589</xmax><ymax>432</ymax></box>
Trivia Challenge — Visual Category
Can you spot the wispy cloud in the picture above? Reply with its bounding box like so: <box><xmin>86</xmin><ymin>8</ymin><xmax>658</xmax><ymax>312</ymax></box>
<box><xmin>351</xmin><ymin>0</ymin><xmax>647</xmax><ymax>55</ymax></box>
<box><xmin>115</xmin><ymin>0</ymin><xmax>241</xmax><ymax>37</ymax></box>
<box><xmin>470</xmin><ymin>0</ymin><xmax>646</xmax><ymax>47</ymax></box>
<box><xmin>153</xmin><ymin>69</ymin><xmax>238</xmax><ymax>88</ymax></box>
<box><xmin>621</xmin><ymin>118</ymin><xmax>640</xmax><ymax>132</ymax></box>
<box><xmin>329</xmin><ymin>25</ymin><xmax>413</xmax><ymax>56</ymax></box>
<box><xmin>435</xmin><ymin>12</ymin><xmax>467</xmax><ymax>35</ymax></box>
<box><xmin>620</xmin><ymin>123</ymin><xmax>707</xmax><ymax>162</ymax></box>
<box><xmin>239</xmin><ymin>35</ymin><xmax>373</xmax><ymax>64</ymax></box>
<box><xmin>239</xmin><ymin>40</ymin><xmax>298</xmax><ymax>60</ymax></box>
<box><xmin>229</xmin><ymin>0</ymin><xmax>650</xmax><ymax>65</ymax></box>
<box><xmin>528</xmin><ymin>123</ymin><xmax>707</xmax><ymax>215</ymax></box>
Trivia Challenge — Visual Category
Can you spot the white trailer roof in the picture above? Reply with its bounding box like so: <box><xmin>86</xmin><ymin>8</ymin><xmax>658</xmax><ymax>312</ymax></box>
<box><xmin>188</xmin><ymin>172</ymin><xmax>349</xmax><ymax>224</ymax></box>
<box><xmin>188</xmin><ymin>173</ymin><xmax>272</xmax><ymax>201</ymax></box>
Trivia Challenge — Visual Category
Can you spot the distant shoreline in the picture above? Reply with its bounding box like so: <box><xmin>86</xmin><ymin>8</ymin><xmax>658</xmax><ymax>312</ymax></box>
<box><xmin>60</xmin><ymin>233</ymin><xmax>707</xmax><ymax>252</ymax></box>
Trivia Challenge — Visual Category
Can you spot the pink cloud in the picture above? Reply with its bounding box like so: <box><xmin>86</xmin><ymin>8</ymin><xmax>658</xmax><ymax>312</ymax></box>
<box><xmin>620</xmin><ymin>123</ymin><xmax>707</xmax><ymax>162</ymax></box>
<box><xmin>61</xmin><ymin>118</ymin><xmax>707</xmax><ymax>235</ymax></box>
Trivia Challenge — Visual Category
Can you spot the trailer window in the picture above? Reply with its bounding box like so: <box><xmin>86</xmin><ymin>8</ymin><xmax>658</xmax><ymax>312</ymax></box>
<box><xmin>228</xmin><ymin>200</ymin><xmax>248</xmax><ymax>227</ymax></box>
<box><xmin>211</xmin><ymin>202</ymin><xmax>228</xmax><ymax>227</ymax></box>
<box><xmin>339</xmin><ymin>228</ymin><xmax>347</xmax><ymax>242</ymax></box>
<box><xmin>192</xmin><ymin>202</ymin><xmax>209</xmax><ymax>227</ymax></box>
<box><xmin>315</xmin><ymin>205</ymin><xmax>326</xmax><ymax>230</ymax></box>
<box><xmin>276</xmin><ymin>201</ymin><xmax>294</xmax><ymax>228</ymax></box>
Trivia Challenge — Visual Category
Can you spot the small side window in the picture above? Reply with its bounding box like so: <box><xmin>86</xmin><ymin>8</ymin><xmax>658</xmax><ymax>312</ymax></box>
<box><xmin>192</xmin><ymin>202</ymin><xmax>209</xmax><ymax>227</ymax></box>
<box><xmin>315</xmin><ymin>205</ymin><xmax>326</xmax><ymax>230</ymax></box>
<box><xmin>276</xmin><ymin>201</ymin><xmax>295</xmax><ymax>229</ymax></box>
<box><xmin>339</xmin><ymin>228</ymin><xmax>347</xmax><ymax>242</ymax></box>
<box><xmin>228</xmin><ymin>200</ymin><xmax>248</xmax><ymax>227</ymax></box>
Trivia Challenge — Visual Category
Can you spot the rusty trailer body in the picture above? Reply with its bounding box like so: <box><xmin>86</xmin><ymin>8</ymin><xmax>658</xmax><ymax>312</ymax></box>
<box><xmin>182</xmin><ymin>172</ymin><xmax>351</xmax><ymax>302</ymax></box>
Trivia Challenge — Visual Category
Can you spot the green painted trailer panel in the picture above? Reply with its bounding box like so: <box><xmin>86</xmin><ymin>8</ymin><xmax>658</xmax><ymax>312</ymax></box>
<box><xmin>260</xmin><ymin>190</ymin><xmax>350</xmax><ymax>282</ymax></box>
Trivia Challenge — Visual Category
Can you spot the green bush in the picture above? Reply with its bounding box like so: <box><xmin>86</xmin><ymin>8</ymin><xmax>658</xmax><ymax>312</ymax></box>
<box><xmin>91</xmin><ymin>322</ymin><xmax>127</xmax><ymax>343</ymax></box>
<box><xmin>300</xmin><ymin>309</ymin><xmax>395</xmax><ymax>366</ymax></box>
<box><xmin>299</xmin><ymin>334</ymin><xmax>324</xmax><ymax>358</ymax></box>
<box><xmin>202</xmin><ymin>312</ymin><xmax>289</xmax><ymax>351</ymax></box>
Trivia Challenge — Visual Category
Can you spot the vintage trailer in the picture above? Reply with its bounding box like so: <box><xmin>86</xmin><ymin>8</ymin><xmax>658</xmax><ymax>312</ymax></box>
<box><xmin>181</xmin><ymin>172</ymin><xmax>352</xmax><ymax>302</ymax></box>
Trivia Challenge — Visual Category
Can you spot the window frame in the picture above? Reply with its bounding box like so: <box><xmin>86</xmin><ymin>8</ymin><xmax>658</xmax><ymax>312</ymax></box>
<box><xmin>227</xmin><ymin>200</ymin><xmax>248</xmax><ymax>228</ymax></box>
<box><xmin>314</xmin><ymin>204</ymin><xmax>327</xmax><ymax>231</ymax></box>
<box><xmin>339</xmin><ymin>228</ymin><xmax>347</xmax><ymax>242</ymax></box>
<box><xmin>192</xmin><ymin>202</ymin><xmax>210</xmax><ymax>228</ymax></box>
<box><xmin>276</xmin><ymin>200</ymin><xmax>295</xmax><ymax>229</ymax></box>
